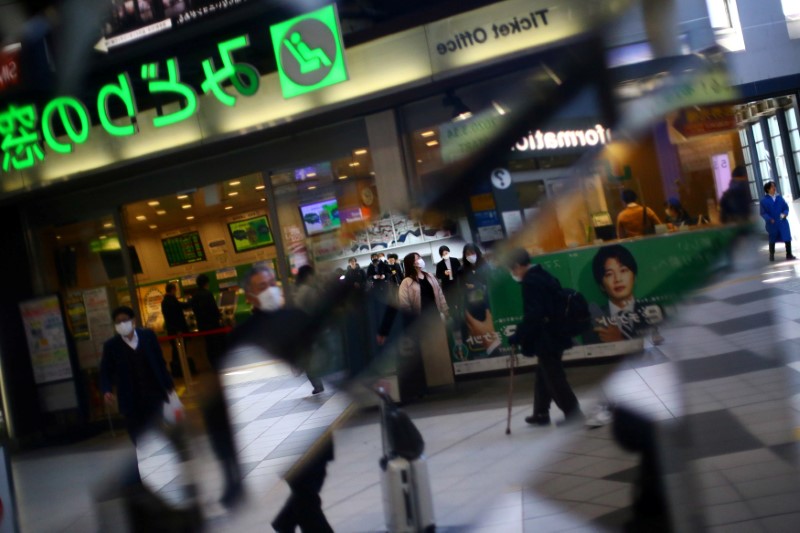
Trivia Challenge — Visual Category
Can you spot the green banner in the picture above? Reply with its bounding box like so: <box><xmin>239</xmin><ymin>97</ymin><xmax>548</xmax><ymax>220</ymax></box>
<box><xmin>451</xmin><ymin>227</ymin><xmax>737</xmax><ymax>374</ymax></box>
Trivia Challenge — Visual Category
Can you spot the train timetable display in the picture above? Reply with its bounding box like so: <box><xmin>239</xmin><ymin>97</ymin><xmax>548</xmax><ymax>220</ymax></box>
<box><xmin>162</xmin><ymin>232</ymin><xmax>207</xmax><ymax>267</ymax></box>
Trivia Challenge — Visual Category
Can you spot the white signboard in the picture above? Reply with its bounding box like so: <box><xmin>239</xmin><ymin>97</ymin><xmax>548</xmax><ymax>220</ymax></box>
<box><xmin>19</xmin><ymin>296</ymin><xmax>73</xmax><ymax>384</ymax></box>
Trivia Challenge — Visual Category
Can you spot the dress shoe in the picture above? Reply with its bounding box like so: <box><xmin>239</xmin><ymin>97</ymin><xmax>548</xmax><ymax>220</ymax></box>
<box><xmin>312</xmin><ymin>386</ymin><xmax>325</xmax><ymax>395</ymax></box>
<box><xmin>787</xmin><ymin>255</ymin><xmax>797</xmax><ymax>260</ymax></box>
<box><xmin>525</xmin><ymin>414</ymin><xmax>551</xmax><ymax>426</ymax></box>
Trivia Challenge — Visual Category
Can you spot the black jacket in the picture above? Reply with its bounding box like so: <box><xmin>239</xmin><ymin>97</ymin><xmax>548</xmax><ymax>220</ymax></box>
<box><xmin>386</xmin><ymin>262</ymin><xmax>404</xmax><ymax>287</ymax></box>
<box><xmin>100</xmin><ymin>328</ymin><xmax>174</xmax><ymax>416</ymax></box>
<box><xmin>512</xmin><ymin>265</ymin><xmax>572</xmax><ymax>357</ymax></box>
<box><xmin>436</xmin><ymin>257</ymin><xmax>461</xmax><ymax>293</ymax></box>
<box><xmin>720</xmin><ymin>181</ymin><xmax>752</xmax><ymax>223</ymax></box>
<box><xmin>191</xmin><ymin>287</ymin><xmax>222</xmax><ymax>331</ymax></box>
<box><xmin>161</xmin><ymin>293</ymin><xmax>190</xmax><ymax>334</ymax></box>
<box><xmin>366</xmin><ymin>260</ymin><xmax>390</xmax><ymax>290</ymax></box>
<box><xmin>344</xmin><ymin>265</ymin><xmax>367</xmax><ymax>290</ymax></box>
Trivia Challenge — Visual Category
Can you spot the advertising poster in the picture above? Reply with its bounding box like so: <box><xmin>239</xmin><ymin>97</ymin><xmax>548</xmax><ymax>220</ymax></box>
<box><xmin>19</xmin><ymin>296</ymin><xmax>73</xmax><ymax>384</ymax></box>
<box><xmin>137</xmin><ymin>283</ymin><xmax>167</xmax><ymax>332</ymax></box>
<box><xmin>228</xmin><ymin>215</ymin><xmax>273</xmax><ymax>252</ymax></box>
<box><xmin>83</xmin><ymin>287</ymin><xmax>115</xmax><ymax>368</ymax></box>
<box><xmin>450</xmin><ymin>228</ymin><xmax>736</xmax><ymax>374</ymax></box>
<box><xmin>64</xmin><ymin>291</ymin><xmax>89</xmax><ymax>340</ymax></box>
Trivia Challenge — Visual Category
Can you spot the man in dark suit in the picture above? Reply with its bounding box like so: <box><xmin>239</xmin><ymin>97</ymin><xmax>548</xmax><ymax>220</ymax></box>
<box><xmin>506</xmin><ymin>248</ymin><xmax>582</xmax><ymax>426</ymax></box>
<box><xmin>161</xmin><ymin>282</ymin><xmax>193</xmax><ymax>376</ymax></box>
<box><xmin>190</xmin><ymin>274</ymin><xmax>225</xmax><ymax>370</ymax></box>
<box><xmin>100</xmin><ymin>306</ymin><xmax>174</xmax><ymax>448</ymax></box>
<box><xmin>435</xmin><ymin>245</ymin><xmax>461</xmax><ymax>310</ymax></box>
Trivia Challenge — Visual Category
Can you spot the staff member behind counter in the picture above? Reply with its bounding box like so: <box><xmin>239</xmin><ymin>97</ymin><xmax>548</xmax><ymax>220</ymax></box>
<box><xmin>616</xmin><ymin>189</ymin><xmax>662</xmax><ymax>239</ymax></box>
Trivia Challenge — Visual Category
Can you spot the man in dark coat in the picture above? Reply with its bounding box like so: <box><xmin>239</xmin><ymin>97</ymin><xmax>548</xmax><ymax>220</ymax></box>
<box><xmin>201</xmin><ymin>265</ymin><xmax>334</xmax><ymax>527</ymax></box>
<box><xmin>161</xmin><ymin>282</ymin><xmax>193</xmax><ymax>376</ymax></box>
<box><xmin>190</xmin><ymin>273</ymin><xmax>225</xmax><ymax>369</ymax></box>
<box><xmin>720</xmin><ymin>165</ymin><xmax>753</xmax><ymax>224</ymax></box>
<box><xmin>100</xmin><ymin>306</ymin><xmax>174</xmax><ymax>447</ymax></box>
<box><xmin>435</xmin><ymin>245</ymin><xmax>461</xmax><ymax>309</ymax></box>
<box><xmin>760</xmin><ymin>180</ymin><xmax>796</xmax><ymax>261</ymax></box>
<box><xmin>506</xmin><ymin>248</ymin><xmax>582</xmax><ymax>426</ymax></box>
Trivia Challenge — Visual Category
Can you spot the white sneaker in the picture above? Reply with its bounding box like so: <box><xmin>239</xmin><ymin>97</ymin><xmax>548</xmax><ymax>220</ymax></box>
<box><xmin>585</xmin><ymin>405</ymin><xmax>613</xmax><ymax>429</ymax></box>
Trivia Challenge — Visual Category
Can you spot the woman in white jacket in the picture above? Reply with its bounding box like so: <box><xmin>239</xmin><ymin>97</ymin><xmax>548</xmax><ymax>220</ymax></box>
<box><xmin>398</xmin><ymin>252</ymin><xmax>449</xmax><ymax>317</ymax></box>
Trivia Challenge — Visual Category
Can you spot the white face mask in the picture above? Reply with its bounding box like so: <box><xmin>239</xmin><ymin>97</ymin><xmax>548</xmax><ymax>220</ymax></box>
<box><xmin>510</xmin><ymin>273</ymin><xmax>522</xmax><ymax>283</ymax></box>
<box><xmin>415</xmin><ymin>258</ymin><xmax>426</xmax><ymax>270</ymax></box>
<box><xmin>465</xmin><ymin>254</ymin><xmax>477</xmax><ymax>264</ymax></box>
<box><xmin>115</xmin><ymin>320</ymin><xmax>134</xmax><ymax>336</ymax></box>
<box><xmin>256</xmin><ymin>286</ymin><xmax>284</xmax><ymax>311</ymax></box>
<box><xmin>441</xmin><ymin>253</ymin><xmax>449</xmax><ymax>260</ymax></box>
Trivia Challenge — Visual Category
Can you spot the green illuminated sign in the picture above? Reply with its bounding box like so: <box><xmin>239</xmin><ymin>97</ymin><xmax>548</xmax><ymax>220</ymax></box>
<box><xmin>270</xmin><ymin>4</ymin><xmax>348</xmax><ymax>99</ymax></box>
<box><xmin>0</xmin><ymin>5</ymin><xmax>349</xmax><ymax>174</ymax></box>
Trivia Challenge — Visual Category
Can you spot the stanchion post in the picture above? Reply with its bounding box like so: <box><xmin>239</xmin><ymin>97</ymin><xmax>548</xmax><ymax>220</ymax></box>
<box><xmin>176</xmin><ymin>335</ymin><xmax>194</xmax><ymax>397</ymax></box>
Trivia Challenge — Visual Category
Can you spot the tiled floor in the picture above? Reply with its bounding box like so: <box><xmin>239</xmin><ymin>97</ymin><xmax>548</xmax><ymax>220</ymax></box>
<box><xmin>10</xmin><ymin>231</ymin><xmax>800</xmax><ymax>532</ymax></box>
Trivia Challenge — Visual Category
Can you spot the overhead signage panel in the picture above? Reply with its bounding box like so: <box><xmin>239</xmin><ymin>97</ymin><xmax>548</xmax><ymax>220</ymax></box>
<box><xmin>425</xmin><ymin>0</ymin><xmax>633</xmax><ymax>76</ymax></box>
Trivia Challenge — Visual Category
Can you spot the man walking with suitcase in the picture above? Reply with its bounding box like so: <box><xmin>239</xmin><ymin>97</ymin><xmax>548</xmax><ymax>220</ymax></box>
<box><xmin>506</xmin><ymin>248</ymin><xmax>583</xmax><ymax>426</ymax></box>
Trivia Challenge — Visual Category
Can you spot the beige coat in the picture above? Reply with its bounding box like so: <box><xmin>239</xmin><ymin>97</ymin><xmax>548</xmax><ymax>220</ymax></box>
<box><xmin>398</xmin><ymin>272</ymin><xmax>448</xmax><ymax>315</ymax></box>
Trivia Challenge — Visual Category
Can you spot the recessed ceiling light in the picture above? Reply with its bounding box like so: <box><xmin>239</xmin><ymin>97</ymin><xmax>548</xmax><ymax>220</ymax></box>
<box><xmin>186</xmin><ymin>216</ymin><xmax>195</xmax><ymax>220</ymax></box>
<box><xmin>229</xmin><ymin>180</ymin><xmax>240</xmax><ymax>186</ymax></box>
<box><xmin>99</xmin><ymin>235</ymin><xmax>107</xmax><ymax>240</ymax></box>
<box><xmin>338</xmin><ymin>175</ymin><xmax>348</xmax><ymax>180</ymax></box>
<box><xmin>308</xmin><ymin>186</ymin><xmax>317</xmax><ymax>190</ymax></box>
<box><xmin>255</xmin><ymin>185</ymin><xmax>266</xmax><ymax>190</ymax></box>
<box><xmin>421</xmin><ymin>130</ymin><xmax>435</xmax><ymax>137</ymax></box>
<box><xmin>425</xmin><ymin>140</ymin><xmax>439</xmax><ymax>147</ymax></box>
<box><xmin>348</xmin><ymin>162</ymin><xmax>360</xmax><ymax>167</ymax></box>
<box><xmin>103</xmin><ymin>222</ymin><xmax>113</xmax><ymax>228</ymax></box>
<box><xmin>417</xmin><ymin>159</ymin><xmax>423</xmax><ymax>163</ymax></box>
<box><xmin>224</xmin><ymin>205</ymin><xmax>233</xmax><ymax>210</ymax></box>
<box><xmin>177</xmin><ymin>194</ymin><xmax>188</xmax><ymax>199</ymax></box>
<box><xmin>135</xmin><ymin>215</ymin><xmax>146</xmax><ymax>221</ymax></box>
<box><xmin>307</xmin><ymin>172</ymin><xmax>317</xmax><ymax>178</ymax></box>
<box><xmin>149</xmin><ymin>225</ymin><xmax>157</xmax><ymax>229</ymax></box>
<box><xmin>56</xmin><ymin>235</ymin><xmax>61</xmax><ymax>240</ymax></box>
<box><xmin>228</xmin><ymin>191</ymin><xmax>239</xmax><ymax>197</ymax></box>
<box><xmin>156</xmin><ymin>210</ymin><xmax>166</xmax><ymax>215</ymax></box>
<box><xmin>354</xmin><ymin>149</ymin><xmax>368</xmax><ymax>155</ymax></box>
<box><xmin>181</xmin><ymin>204</ymin><xmax>191</xmax><ymax>209</ymax></box>
<box><xmin>147</xmin><ymin>200</ymin><xmax>160</xmax><ymax>206</ymax></box>
<box><xmin>260</xmin><ymin>198</ymin><xmax>266</xmax><ymax>202</ymax></box>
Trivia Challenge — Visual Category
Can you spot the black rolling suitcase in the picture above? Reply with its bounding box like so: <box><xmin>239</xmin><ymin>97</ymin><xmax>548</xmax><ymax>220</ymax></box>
<box><xmin>377</xmin><ymin>388</ymin><xmax>435</xmax><ymax>533</ymax></box>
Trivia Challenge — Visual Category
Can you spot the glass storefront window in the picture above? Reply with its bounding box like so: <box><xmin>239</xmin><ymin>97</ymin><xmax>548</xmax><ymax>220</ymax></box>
<box><xmin>34</xmin><ymin>215</ymin><xmax>131</xmax><ymax>422</ymax></box>
<box><xmin>769</xmin><ymin>115</ymin><xmax>793</xmax><ymax>199</ymax></box>
<box><xmin>752</xmin><ymin>121</ymin><xmax>774</xmax><ymax>188</ymax></box>
<box><xmin>785</xmin><ymin>108</ymin><xmax>800</xmax><ymax>191</ymax></box>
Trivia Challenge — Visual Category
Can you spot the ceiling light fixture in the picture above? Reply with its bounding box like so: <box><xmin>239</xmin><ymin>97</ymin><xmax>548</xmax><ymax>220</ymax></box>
<box><xmin>181</xmin><ymin>204</ymin><xmax>191</xmax><ymax>209</ymax></box>
<box><xmin>177</xmin><ymin>194</ymin><xmax>188</xmax><ymax>199</ymax></box>
<box><xmin>224</xmin><ymin>206</ymin><xmax>233</xmax><ymax>210</ymax></box>
<box><xmin>228</xmin><ymin>191</ymin><xmax>239</xmax><ymax>197</ymax></box>
<box><xmin>354</xmin><ymin>148</ymin><xmax>368</xmax><ymax>155</ymax></box>
<box><xmin>147</xmin><ymin>200</ymin><xmax>160</xmax><ymax>206</ymax></box>
<box><xmin>425</xmin><ymin>140</ymin><xmax>439</xmax><ymax>147</ymax></box>
<box><xmin>307</xmin><ymin>172</ymin><xmax>317</xmax><ymax>178</ymax></box>
<box><xmin>338</xmin><ymin>175</ymin><xmax>348</xmax><ymax>180</ymax></box>
<box><xmin>103</xmin><ymin>222</ymin><xmax>113</xmax><ymax>228</ymax></box>
<box><xmin>349</xmin><ymin>162</ymin><xmax>360</xmax><ymax>167</ymax></box>
<box><xmin>255</xmin><ymin>185</ymin><xmax>266</xmax><ymax>190</ymax></box>
<box><xmin>229</xmin><ymin>180</ymin><xmax>241</xmax><ymax>186</ymax></box>
<box><xmin>420</xmin><ymin>130</ymin><xmax>435</xmax><ymax>138</ymax></box>
<box><xmin>186</xmin><ymin>216</ymin><xmax>195</xmax><ymax>220</ymax></box>
<box><xmin>156</xmin><ymin>210</ymin><xmax>166</xmax><ymax>215</ymax></box>
<box><xmin>135</xmin><ymin>215</ymin><xmax>146</xmax><ymax>221</ymax></box>
<box><xmin>149</xmin><ymin>225</ymin><xmax>158</xmax><ymax>229</ymax></box>
<box><xmin>308</xmin><ymin>186</ymin><xmax>317</xmax><ymax>190</ymax></box>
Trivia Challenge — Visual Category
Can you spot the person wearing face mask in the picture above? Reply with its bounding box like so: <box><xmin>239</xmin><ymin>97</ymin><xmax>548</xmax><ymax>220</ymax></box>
<box><xmin>505</xmin><ymin>248</ymin><xmax>583</xmax><ymax>427</ymax></box>
<box><xmin>760</xmin><ymin>181</ymin><xmax>796</xmax><ymax>261</ymax></box>
<box><xmin>435</xmin><ymin>245</ymin><xmax>461</xmax><ymax>309</ymax></box>
<box><xmin>100</xmin><ymin>306</ymin><xmax>175</xmax><ymax>456</ymax></box>
<box><xmin>232</xmin><ymin>266</ymin><xmax>334</xmax><ymax>530</ymax></box>
<box><xmin>366</xmin><ymin>252</ymin><xmax>390</xmax><ymax>293</ymax></box>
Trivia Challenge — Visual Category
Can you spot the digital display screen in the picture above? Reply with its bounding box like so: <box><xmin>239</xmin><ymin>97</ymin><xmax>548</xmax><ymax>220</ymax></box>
<box><xmin>161</xmin><ymin>232</ymin><xmax>206</xmax><ymax>267</ymax></box>
<box><xmin>300</xmin><ymin>198</ymin><xmax>341</xmax><ymax>236</ymax></box>
<box><xmin>228</xmin><ymin>215</ymin><xmax>274</xmax><ymax>253</ymax></box>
